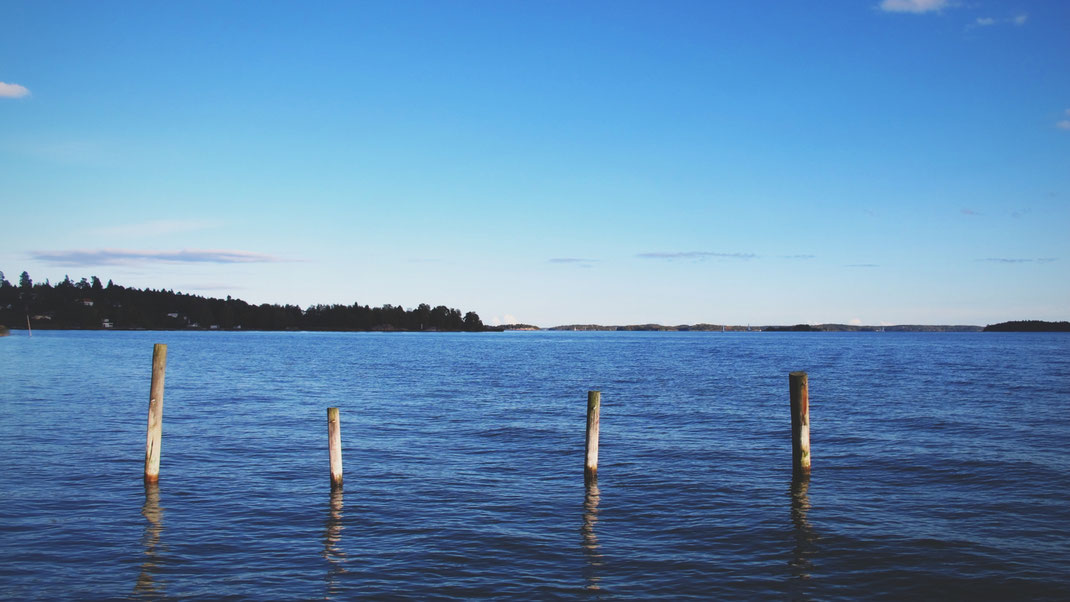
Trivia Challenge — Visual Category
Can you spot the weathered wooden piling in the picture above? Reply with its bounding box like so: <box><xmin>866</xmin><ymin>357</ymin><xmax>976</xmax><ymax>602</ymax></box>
<box><xmin>327</xmin><ymin>407</ymin><xmax>343</xmax><ymax>489</ymax></box>
<box><xmin>144</xmin><ymin>343</ymin><xmax>166</xmax><ymax>484</ymax></box>
<box><xmin>585</xmin><ymin>391</ymin><xmax>600</xmax><ymax>484</ymax></box>
<box><xmin>789</xmin><ymin>371</ymin><xmax>811</xmax><ymax>477</ymax></box>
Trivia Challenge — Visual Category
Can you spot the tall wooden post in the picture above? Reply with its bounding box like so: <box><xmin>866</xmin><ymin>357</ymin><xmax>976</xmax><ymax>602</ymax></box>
<box><xmin>144</xmin><ymin>343</ymin><xmax>166</xmax><ymax>484</ymax></box>
<box><xmin>328</xmin><ymin>407</ymin><xmax>343</xmax><ymax>489</ymax></box>
<box><xmin>789</xmin><ymin>371</ymin><xmax>811</xmax><ymax>477</ymax></box>
<box><xmin>585</xmin><ymin>391</ymin><xmax>600</xmax><ymax>484</ymax></box>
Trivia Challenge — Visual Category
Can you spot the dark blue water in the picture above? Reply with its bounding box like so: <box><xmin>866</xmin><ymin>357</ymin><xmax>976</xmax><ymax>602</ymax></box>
<box><xmin>1</xmin><ymin>331</ymin><xmax>1068</xmax><ymax>599</ymax></box>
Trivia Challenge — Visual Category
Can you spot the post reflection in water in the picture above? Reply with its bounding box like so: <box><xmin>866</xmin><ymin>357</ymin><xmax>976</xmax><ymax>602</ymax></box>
<box><xmin>323</xmin><ymin>488</ymin><xmax>347</xmax><ymax>598</ymax></box>
<box><xmin>134</xmin><ymin>484</ymin><xmax>164</xmax><ymax>597</ymax></box>
<box><xmin>581</xmin><ymin>483</ymin><xmax>604</xmax><ymax>592</ymax></box>
<box><xmin>789</xmin><ymin>478</ymin><xmax>818</xmax><ymax>581</ymax></box>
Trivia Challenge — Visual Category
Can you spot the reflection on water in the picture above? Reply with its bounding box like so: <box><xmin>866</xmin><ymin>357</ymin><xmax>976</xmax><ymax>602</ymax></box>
<box><xmin>134</xmin><ymin>484</ymin><xmax>164</xmax><ymax>597</ymax></box>
<box><xmin>789</xmin><ymin>478</ymin><xmax>817</xmax><ymax>581</ymax></box>
<box><xmin>323</xmin><ymin>489</ymin><xmax>347</xmax><ymax>598</ymax></box>
<box><xmin>582</xmin><ymin>483</ymin><xmax>603</xmax><ymax>592</ymax></box>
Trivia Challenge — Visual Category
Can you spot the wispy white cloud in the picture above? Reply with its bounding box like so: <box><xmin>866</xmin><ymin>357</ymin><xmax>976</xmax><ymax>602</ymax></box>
<box><xmin>638</xmin><ymin>251</ymin><xmax>757</xmax><ymax>260</ymax></box>
<box><xmin>0</xmin><ymin>82</ymin><xmax>30</xmax><ymax>98</ymax></box>
<box><xmin>878</xmin><ymin>0</ymin><xmax>949</xmax><ymax>14</ymax></box>
<box><xmin>1058</xmin><ymin>110</ymin><xmax>1070</xmax><ymax>130</ymax></box>
<box><xmin>91</xmin><ymin>219</ymin><xmax>223</xmax><ymax>237</ymax></box>
<box><xmin>31</xmin><ymin>248</ymin><xmax>285</xmax><ymax>266</ymax></box>
<box><xmin>970</xmin><ymin>14</ymin><xmax>1029</xmax><ymax>28</ymax></box>
<box><xmin>961</xmin><ymin>208</ymin><xmax>982</xmax><ymax>216</ymax></box>
<box><xmin>489</xmin><ymin>314</ymin><xmax>521</xmax><ymax>327</ymax></box>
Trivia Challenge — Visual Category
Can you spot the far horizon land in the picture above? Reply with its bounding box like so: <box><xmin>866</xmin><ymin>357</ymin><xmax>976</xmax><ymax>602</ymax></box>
<box><xmin>2</xmin><ymin>269</ymin><xmax>1067</xmax><ymax>335</ymax></box>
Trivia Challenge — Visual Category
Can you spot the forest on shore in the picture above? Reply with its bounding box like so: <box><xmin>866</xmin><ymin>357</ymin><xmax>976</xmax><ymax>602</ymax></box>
<box><xmin>982</xmin><ymin>320</ymin><xmax>1070</xmax><ymax>332</ymax></box>
<box><xmin>0</xmin><ymin>271</ymin><xmax>487</xmax><ymax>332</ymax></box>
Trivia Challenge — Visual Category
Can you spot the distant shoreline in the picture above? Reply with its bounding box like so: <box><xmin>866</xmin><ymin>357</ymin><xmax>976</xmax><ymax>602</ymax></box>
<box><xmin>523</xmin><ymin>323</ymin><xmax>985</xmax><ymax>333</ymax></box>
<box><xmin>7</xmin><ymin>322</ymin><xmax>1068</xmax><ymax>334</ymax></box>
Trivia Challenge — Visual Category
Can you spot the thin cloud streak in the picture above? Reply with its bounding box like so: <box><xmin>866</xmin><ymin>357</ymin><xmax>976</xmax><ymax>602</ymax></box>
<box><xmin>31</xmin><ymin>248</ymin><xmax>285</xmax><ymax>266</ymax></box>
<box><xmin>978</xmin><ymin>257</ymin><xmax>1056</xmax><ymax>264</ymax></box>
<box><xmin>846</xmin><ymin>263</ymin><xmax>880</xmax><ymax>268</ymax></box>
<box><xmin>549</xmin><ymin>257</ymin><xmax>596</xmax><ymax>264</ymax></box>
<box><xmin>637</xmin><ymin>251</ymin><xmax>757</xmax><ymax>260</ymax></box>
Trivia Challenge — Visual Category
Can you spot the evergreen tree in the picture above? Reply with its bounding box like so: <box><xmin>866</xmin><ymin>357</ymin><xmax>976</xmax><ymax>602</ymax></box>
<box><xmin>464</xmin><ymin>312</ymin><xmax>483</xmax><ymax>331</ymax></box>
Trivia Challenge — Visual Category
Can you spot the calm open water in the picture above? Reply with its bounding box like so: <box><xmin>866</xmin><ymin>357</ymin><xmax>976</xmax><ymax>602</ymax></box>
<box><xmin>1</xmin><ymin>330</ymin><xmax>1068</xmax><ymax>600</ymax></box>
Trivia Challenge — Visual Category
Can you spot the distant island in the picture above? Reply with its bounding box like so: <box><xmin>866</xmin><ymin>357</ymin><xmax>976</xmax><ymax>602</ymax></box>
<box><xmin>498</xmin><ymin>324</ymin><xmax>540</xmax><ymax>331</ymax></box>
<box><xmin>0</xmin><ymin>270</ymin><xmax>487</xmax><ymax>332</ymax></box>
<box><xmin>983</xmin><ymin>320</ymin><xmax>1070</xmax><ymax>332</ymax></box>
<box><xmin>543</xmin><ymin>323</ymin><xmax>984</xmax><ymax>332</ymax></box>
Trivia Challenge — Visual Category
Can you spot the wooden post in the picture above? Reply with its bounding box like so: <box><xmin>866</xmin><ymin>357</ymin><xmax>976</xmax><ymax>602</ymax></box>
<box><xmin>144</xmin><ymin>343</ymin><xmax>166</xmax><ymax>484</ymax></box>
<box><xmin>26</xmin><ymin>313</ymin><xmax>31</xmax><ymax>337</ymax></box>
<box><xmin>328</xmin><ymin>407</ymin><xmax>343</xmax><ymax>489</ymax></box>
<box><xmin>585</xmin><ymin>391</ymin><xmax>600</xmax><ymax>484</ymax></box>
<box><xmin>789</xmin><ymin>371</ymin><xmax>811</xmax><ymax>477</ymax></box>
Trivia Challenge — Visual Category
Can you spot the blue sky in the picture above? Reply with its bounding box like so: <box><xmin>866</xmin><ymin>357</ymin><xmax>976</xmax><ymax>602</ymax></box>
<box><xmin>2</xmin><ymin>0</ymin><xmax>1068</xmax><ymax>326</ymax></box>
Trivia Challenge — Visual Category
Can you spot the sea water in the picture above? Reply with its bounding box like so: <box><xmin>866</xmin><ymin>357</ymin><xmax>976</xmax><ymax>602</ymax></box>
<box><xmin>1</xmin><ymin>330</ymin><xmax>1068</xmax><ymax>599</ymax></box>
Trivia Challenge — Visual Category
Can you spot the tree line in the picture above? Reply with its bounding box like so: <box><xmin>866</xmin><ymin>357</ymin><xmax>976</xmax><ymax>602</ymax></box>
<box><xmin>982</xmin><ymin>320</ymin><xmax>1070</xmax><ymax>332</ymax></box>
<box><xmin>0</xmin><ymin>271</ymin><xmax>488</xmax><ymax>332</ymax></box>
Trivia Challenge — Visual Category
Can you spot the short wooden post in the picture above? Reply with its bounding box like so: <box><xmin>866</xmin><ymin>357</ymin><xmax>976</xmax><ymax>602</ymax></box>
<box><xmin>789</xmin><ymin>371</ymin><xmax>811</xmax><ymax>477</ymax></box>
<box><xmin>327</xmin><ymin>407</ymin><xmax>343</xmax><ymax>489</ymax></box>
<box><xmin>585</xmin><ymin>391</ymin><xmax>600</xmax><ymax>484</ymax></box>
<box><xmin>144</xmin><ymin>344</ymin><xmax>166</xmax><ymax>484</ymax></box>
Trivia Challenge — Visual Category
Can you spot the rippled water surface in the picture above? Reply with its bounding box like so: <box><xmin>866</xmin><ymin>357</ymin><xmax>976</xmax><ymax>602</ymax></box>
<box><xmin>1</xmin><ymin>330</ymin><xmax>1069</xmax><ymax>599</ymax></box>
